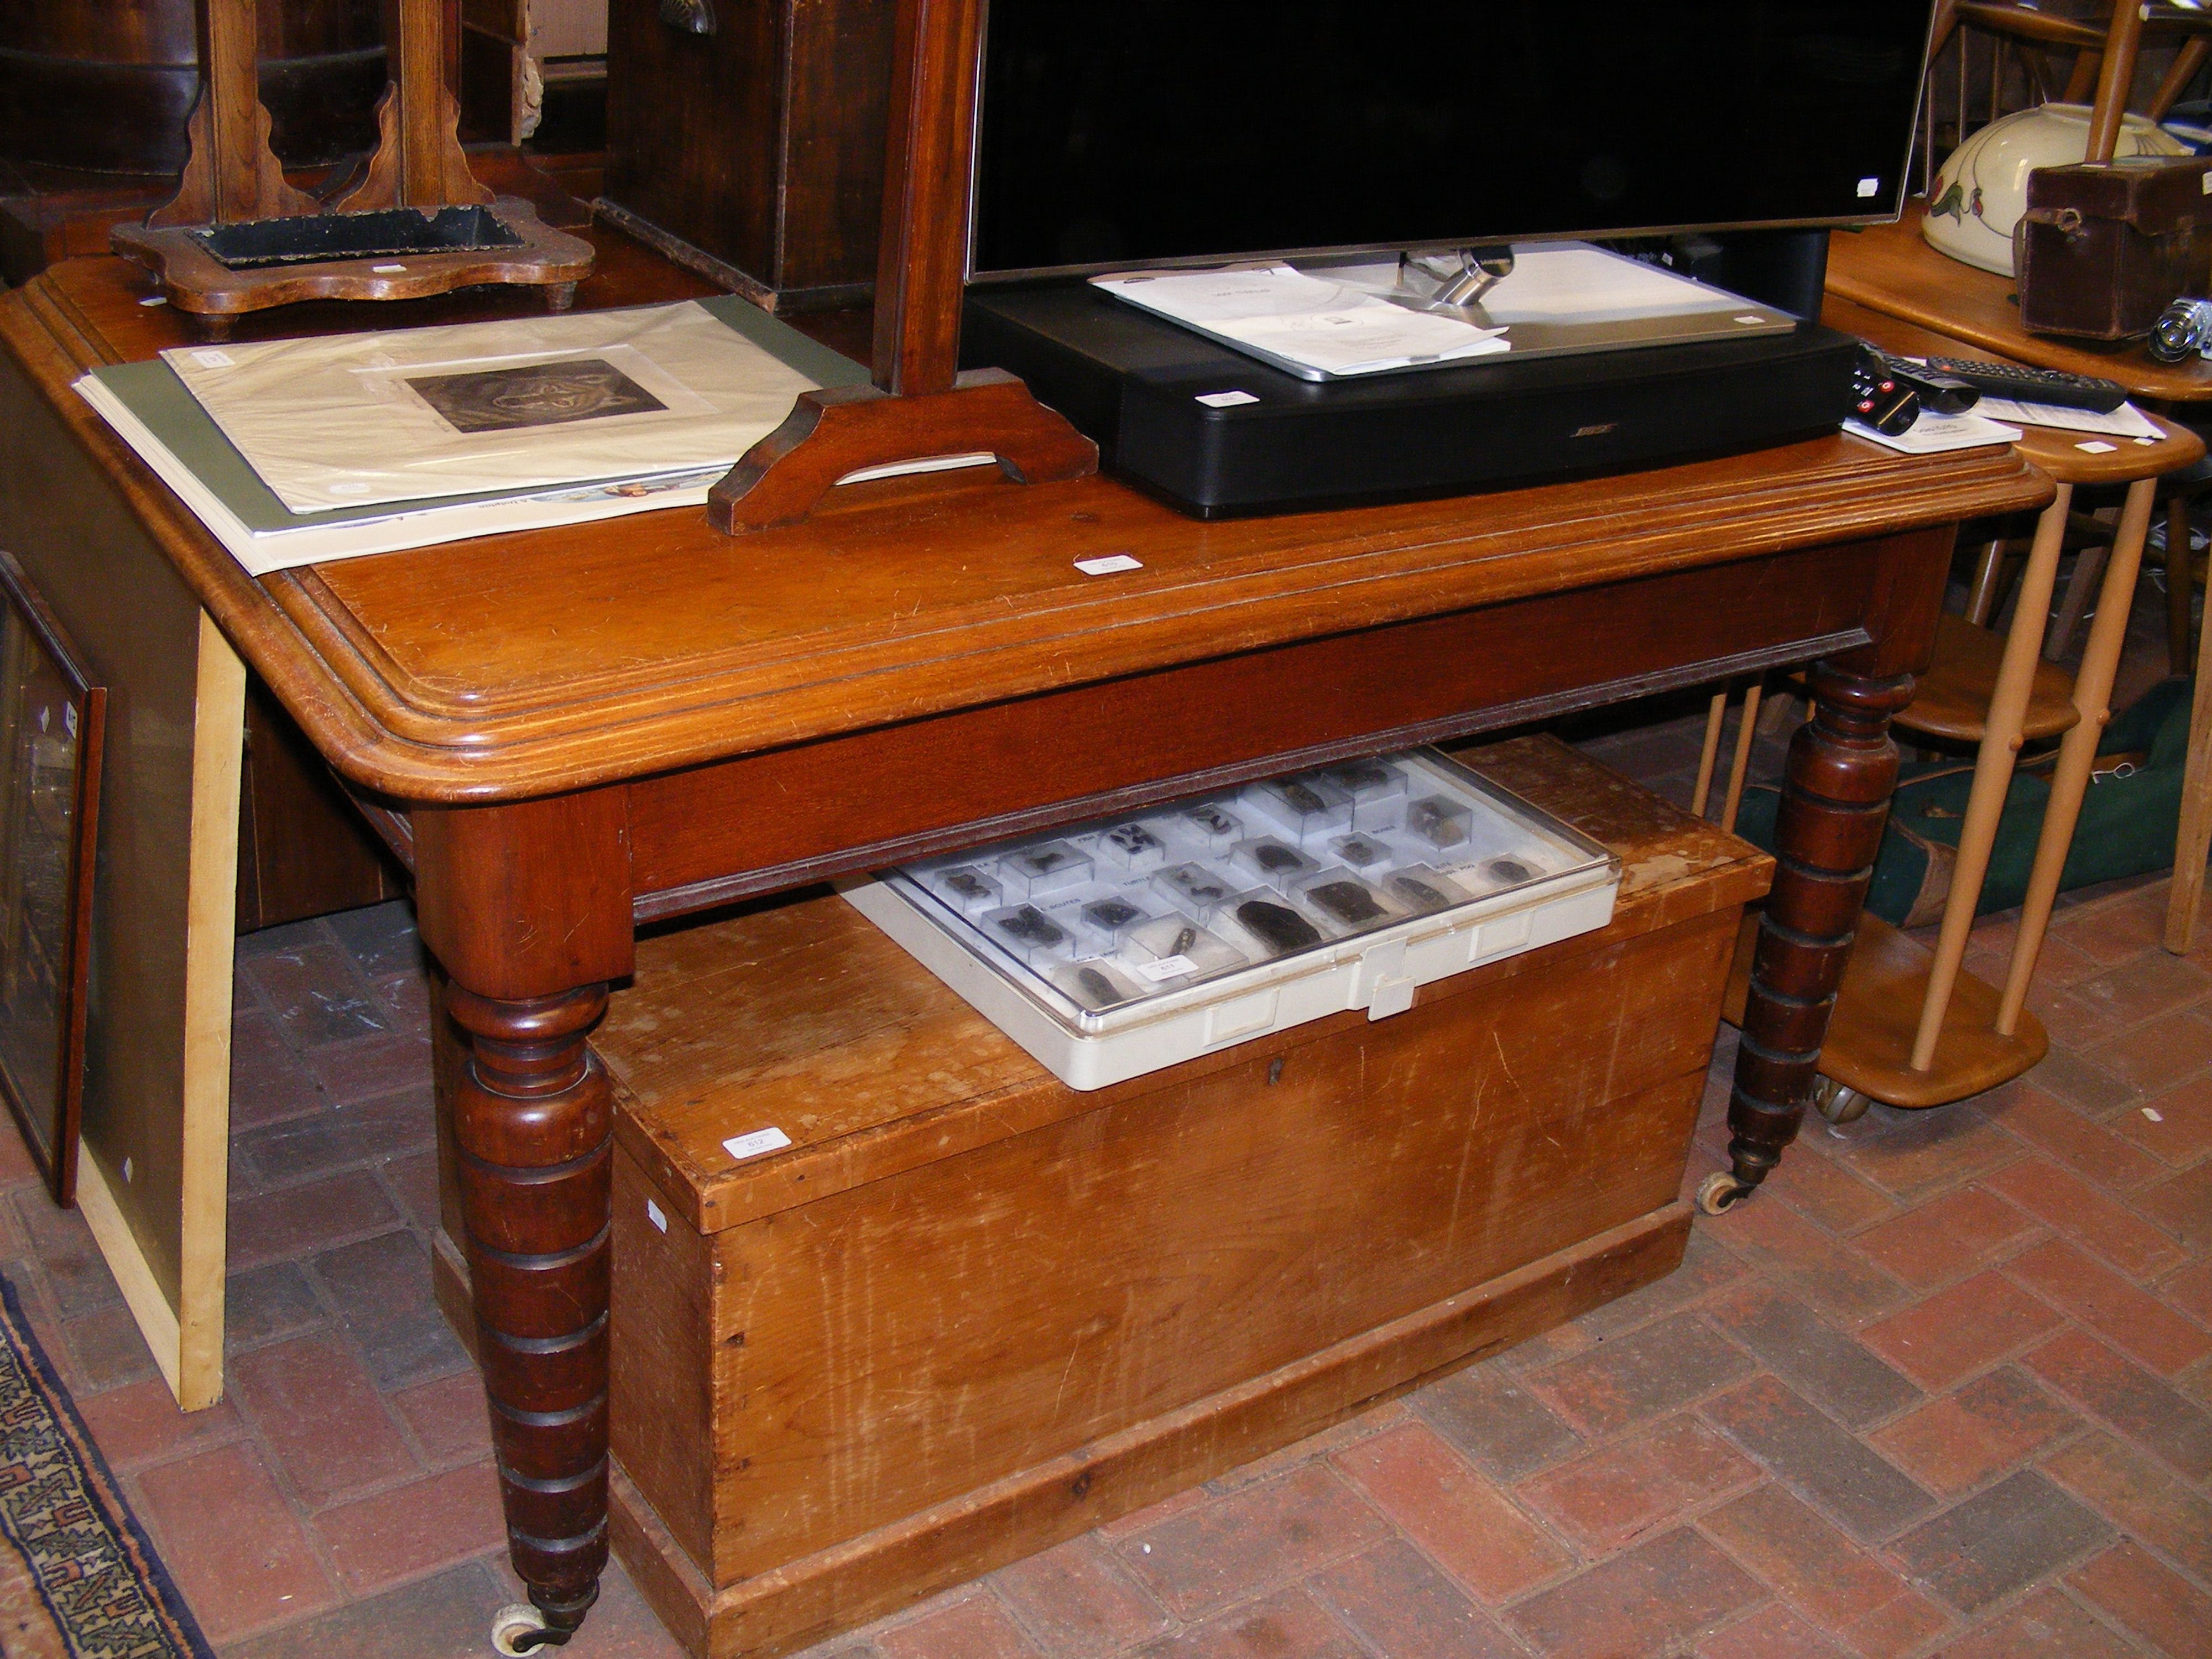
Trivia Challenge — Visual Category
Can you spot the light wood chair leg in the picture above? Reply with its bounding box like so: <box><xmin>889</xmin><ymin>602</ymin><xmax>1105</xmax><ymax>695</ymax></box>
<box><xmin>2169</xmin><ymin>493</ymin><xmax>2197</xmax><ymax>679</ymax></box>
<box><xmin>2047</xmin><ymin>534</ymin><xmax>2109</xmax><ymax>662</ymax></box>
<box><xmin>1911</xmin><ymin>486</ymin><xmax>2073</xmax><ymax>1071</ymax></box>
<box><xmin>1692</xmin><ymin>690</ymin><xmax>1726</xmax><ymax>819</ymax></box>
<box><xmin>2000</xmin><ymin>478</ymin><xmax>2156</xmax><ymax>1034</ymax></box>
<box><xmin>1965</xmin><ymin>535</ymin><xmax>2011</xmax><ymax>627</ymax></box>
<box><xmin>1720</xmin><ymin>683</ymin><xmax>1762</xmax><ymax>837</ymax></box>
<box><xmin>2167</xmin><ymin>583</ymin><xmax>2212</xmax><ymax>954</ymax></box>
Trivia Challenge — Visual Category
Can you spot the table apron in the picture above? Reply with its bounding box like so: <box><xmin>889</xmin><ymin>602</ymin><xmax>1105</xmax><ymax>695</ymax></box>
<box><xmin>623</xmin><ymin>534</ymin><xmax>1921</xmax><ymax>922</ymax></box>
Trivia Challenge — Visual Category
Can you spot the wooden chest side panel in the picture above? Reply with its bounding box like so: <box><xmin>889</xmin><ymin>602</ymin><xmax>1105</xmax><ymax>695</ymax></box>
<box><xmin>701</xmin><ymin>907</ymin><xmax>1733</xmax><ymax>1583</ymax></box>
<box><xmin>612</xmin><ymin>1147</ymin><xmax>719</xmax><ymax>1578</ymax></box>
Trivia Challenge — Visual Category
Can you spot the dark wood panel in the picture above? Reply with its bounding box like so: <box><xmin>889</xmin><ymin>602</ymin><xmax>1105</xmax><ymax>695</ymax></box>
<box><xmin>236</xmin><ymin>677</ymin><xmax>400</xmax><ymax>933</ymax></box>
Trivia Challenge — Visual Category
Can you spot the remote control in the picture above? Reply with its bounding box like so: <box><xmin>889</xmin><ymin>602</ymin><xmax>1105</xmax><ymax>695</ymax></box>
<box><xmin>1850</xmin><ymin>349</ymin><xmax>1921</xmax><ymax>436</ymax></box>
<box><xmin>1919</xmin><ymin>356</ymin><xmax>2128</xmax><ymax>414</ymax></box>
<box><xmin>1867</xmin><ymin>350</ymin><xmax>1981</xmax><ymax>416</ymax></box>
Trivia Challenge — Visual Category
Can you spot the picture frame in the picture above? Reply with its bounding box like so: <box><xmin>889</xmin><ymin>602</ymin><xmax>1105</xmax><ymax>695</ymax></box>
<box><xmin>0</xmin><ymin>553</ymin><xmax>106</xmax><ymax>1206</ymax></box>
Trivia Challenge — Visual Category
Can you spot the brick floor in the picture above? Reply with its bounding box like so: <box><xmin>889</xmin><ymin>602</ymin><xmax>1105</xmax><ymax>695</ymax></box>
<box><xmin>2</xmin><ymin>632</ymin><xmax>2209</xmax><ymax>1658</ymax></box>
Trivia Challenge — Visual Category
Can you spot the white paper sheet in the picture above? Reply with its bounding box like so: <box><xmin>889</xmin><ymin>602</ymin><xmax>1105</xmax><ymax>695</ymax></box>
<box><xmin>1968</xmin><ymin>396</ymin><xmax>2163</xmax><ymax>439</ymax></box>
<box><xmin>165</xmin><ymin>301</ymin><xmax>821</xmax><ymax>513</ymax></box>
<box><xmin>1092</xmin><ymin>264</ymin><xmax>1507</xmax><ymax>378</ymax></box>
<box><xmin>1845</xmin><ymin>411</ymin><xmax>2022</xmax><ymax>453</ymax></box>
<box><xmin>1326</xmin><ymin>244</ymin><xmax>1753</xmax><ymax>323</ymax></box>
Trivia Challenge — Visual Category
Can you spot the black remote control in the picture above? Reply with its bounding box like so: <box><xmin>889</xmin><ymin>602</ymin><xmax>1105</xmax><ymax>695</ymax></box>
<box><xmin>1867</xmin><ymin>351</ymin><xmax>1981</xmax><ymax>416</ymax></box>
<box><xmin>1919</xmin><ymin>356</ymin><xmax>2128</xmax><ymax>414</ymax></box>
<box><xmin>1850</xmin><ymin>349</ymin><xmax>1921</xmax><ymax>436</ymax></box>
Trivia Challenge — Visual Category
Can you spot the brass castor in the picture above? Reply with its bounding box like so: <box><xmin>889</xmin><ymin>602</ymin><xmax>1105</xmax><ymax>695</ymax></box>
<box><xmin>492</xmin><ymin>1605</ymin><xmax>574</xmax><ymax>1655</ymax></box>
<box><xmin>1810</xmin><ymin>1075</ymin><xmax>1871</xmax><ymax>1125</ymax></box>
<box><xmin>1696</xmin><ymin>1169</ymin><xmax>1754</xmax><ymax>1215</ymax></box>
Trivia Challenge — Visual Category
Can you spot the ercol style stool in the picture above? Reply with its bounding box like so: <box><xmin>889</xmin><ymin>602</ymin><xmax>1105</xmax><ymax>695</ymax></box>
<box><xmin>1723</xmin><ymin>409</ymin><xmax>2204</xmax><ymax>1123</ymax></box>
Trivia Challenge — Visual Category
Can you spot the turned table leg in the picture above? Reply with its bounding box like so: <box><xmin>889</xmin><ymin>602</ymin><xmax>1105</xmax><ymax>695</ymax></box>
<box><xmin>412</xmin><ymin>793</ymin><xmax>633</xmax><ymax>1650</ymax></box>
<box><xmin>450</xmin><ymin>982</ymin><xmax>613</xmax><ymax>1645</ymax></box>
<box><xmin>1705</xmin><ymin>662</ymin><xmax>1914</xmax><ymax>1214</ymax></box>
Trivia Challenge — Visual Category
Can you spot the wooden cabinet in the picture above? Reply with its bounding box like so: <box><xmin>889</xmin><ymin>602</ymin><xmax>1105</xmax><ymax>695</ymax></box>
<box><xmin>559</xmin><ymin>738</ymin><xmax>1770</xmax><ymax>1659</ymax></box>
<box><xmin>600</xmin><ymin>0</ymin><xmax>894</xmax><ymax>310</ymax></box>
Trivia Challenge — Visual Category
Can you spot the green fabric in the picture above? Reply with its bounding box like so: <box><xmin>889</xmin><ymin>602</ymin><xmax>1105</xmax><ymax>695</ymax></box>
<box><xmin>1734</xmin><ymin>678</ymin><xmax>2200</xmax><ymax>925</ymax></box>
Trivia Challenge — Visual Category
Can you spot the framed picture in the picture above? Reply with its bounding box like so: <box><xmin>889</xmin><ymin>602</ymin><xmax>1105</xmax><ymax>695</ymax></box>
<box><xmin>0</xmin><ymin>554</ymin><xmax>105</xmax><ymax>1206</ymax></box>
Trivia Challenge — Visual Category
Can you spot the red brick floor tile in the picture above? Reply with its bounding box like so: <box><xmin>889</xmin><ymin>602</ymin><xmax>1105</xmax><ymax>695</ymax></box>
<box><xmin>131</xmin><ymin>1442</ymin><xmax>338</xmax><ymax>1641</ymax></box>
<box><xmin>2042</xmin><ymin>1431</ymin><xmax>2212</xmax><ymax>1584</ymax></box>
<box><xmin>1761</xmin><ymin>1148</ymin><xmax>1900</xmax><ymax>1235</ymax></box>
<box><xmin>2110</xmin><ymin>1074</ymin><xmax>2212</xmax><ymax>1166</ymax></box>
<box><xmin>229</xmin><ymin>1331</ymin><xmax>420</xmax><ymax>1508</ymax></box>
<box><xmin>2022</xmin><ymin>1327</ymin><xmax>2212</xmax><ymax>1481</ymax></box>
<box><xmin>242</xmin><ymin>938</ymin><xmax>394</xmax><ymax>1045</ymax></box>
<box><xmin>1699</xmin><ymin>1483</ymin><xmax>1951</xmax><ymax>1659</ymax></box>
<box><xmin>2137</xmin><ymin>1160</ymin><xmax>2212</xmax><ymax>1254</ymax></box>
<box><xmin>1975</xmin><ymin>1084</ymin><xmax>2173</xmax><ymax>1194</ymax></box>
<box><xmin>1932</xmin><ymin>1587</ymin><xmax>2137</xmax><ymax>1658</ymax></box>
<box><xmin>63</xmin><ymin>1302</ymin><xmax>161</xmax><ymax>1390</ymax></box>
<box><xmin>392</xmin><ymin>1369</ymin><xmax>494</xmax><ymax>1468</ymax></box>
<box><xmin>1694</xmin><ymin>1607</ymin><xmax>1851</xmax><ymax>1659</ymax></box>
<box><xmin>302</xmin><ymin>1032</ymin><xmax>434</xmax><ymax>1108</ymax></box>
<box><xmin>230</xmin><ymin>1088</ymin><xmax>435</xmax><ymax>1194</ymax></box>
<box><xmin>1829</xmin><ymin>1107</ymin><xmax>2022</xmax><ymax>1209</ymax></box>
<box><xmin>877</xmin><ymin>1592</ymin><xmax>1041</xmax><ymax>1659</ymax></box>
<box><xmin>1519</xmin><ymin>1312</ymin><xmax>1755</xmax><ymax>1439</ymax></box>
<box><xmin>314</xmin><ymin>1459</ymin><xmax>505</xmax><ymax>1594</ymax></box>
<box><xmin>1860</xmin><ymin>1272</ymin><xmax>2068</xmax><ymax>1391</ymax></box>
<box><xmin>1095</xmin><ymin>1485</ymin><xmax>1209</xmax><ymax>1542</ymax></box>
<box><xmin>228</xmin><ymin>1171</ymin><xmax>401</xmax><ymax>1270</ymax></box>
<box><xmin>1515</xmin><ymin>1415</ymin><xmax>1757</xmax><ymax>1552</ymax></box>
<box><xmin>1866</xmin><ymin>1366</ymin><xmax>2079</xmax><ymax>1498</ymax></box>
<box><xmin>1553</xmin><ymin>1229</ymin><xmax>1748</xmax><ymax>1347</ymax></box>
<box><xmin>2048</xmin><ymin>885</ymin><xmax>2169</xmax><ymax>965</ymax></box>
<box><xmin>1886</xmin><ymin>1469</ymin><xmax>2110</xmax><ymax>1615</ymax></box>
<box><xmin>75</xmin><ymin>1376</ymin><xmax>246</xmax><ymax>1473</ymax></box>
<box><xmin>1201</xmin><ymin>1405</ymin><xmax>1402</xmax><ymax>1497</ymax></box>
<box><xmin>989</xmin><ymin>1536</ymin><xmax>1170</xmax><ymax>1658</ymax></box>
<box><xmin>2042</xmin><ymin>954</ymin><xmax>2212</xmax><ymax>1050</ymax></box>
<box><xmin>1851</xmin><ymin>1186</ymin><xmax>2043</xmax><ymax>1295</ymax></box>
<box><xmin>1703</xmin><ymin>1282</ymin><xmax>1922</xmax><ymax>1429</ymax></box>
<box><xmin>2088</xmin><ymin>1006</ymin><xmax>2212</xmax><ymax>1098</ymax></box>
<box><xmin>1504</xmin><ymin>1527</ymin><xmax>1766</xmax><ymax>1659</ymax></box>
<box><xmin>1699</xmin><ymin>1375</ymin><xmax>1934</xmax><ymax>1544</ymax></box>
<box><xmin>1306</xmin><ymin>1540</ymin><xmax>1525</xmax><ymax>1659</ymax></box>
<box><xmin>1416</xmin><ymin>1360</ymin><xmax>1584</xmax><ymax>1483</ymax></box>
<box><xmin>218</xmin><ymin>1561</ymin><xmax>510</xmax><ymax>1659</ymax></box>
<box><xmin>2005</xmin><ymin>1239</ymin><xmax>2212</xmax><ymax>1376</ymax></box>
<box><xmin>2068</xmin><ymin>1539</ymin><xmax>2212</xmax><ymax>1659</ymax></box>
<box><xmin>1117</xmin><ymin>1464</ymin><xmax>1390</xmax><ymax>1620</ymax></box>
<box><xmin>2161</xmin><ymin>1258</ymin><xmax>2212</xmax><ymax>1326</ymax></box>
<box><xmin>384</xmin><ymin>1147</ymin><xmax>443</xmax><ymax>1233</ymax></box>
<box><xmin>1701</xmin><ymin>1197</ymin><xmax>1910</xmax><ymax>1323</ymax></box>
<box><xmin>1980</xmin><ymin>1157</ymin><xmax>2187</xmax><ymax>1280</ymax></box>
<box><xmin>224</xmin><ymin>1260</ymin><xmax>328</xmax><ymax>1353</ymax></box>
<box><xmin>2015</xmin><ymin>1048</ymin><xmax>2143</xmax><ymax>1119</ymax></box>
<box><xmin>228</xmin><ymin>1008</ymin><xmax>330</xmax><ymax>1130</ymax></box>
<box><xmin>1136</xmin><ymin>1587</ymin><xmax>1361</xmax><ymax>1659</ymax></box>
<box><xmin>1329</xmin><ymin>1422</ymin><xmax>1568</xmax><ymax>1605</ymax></box>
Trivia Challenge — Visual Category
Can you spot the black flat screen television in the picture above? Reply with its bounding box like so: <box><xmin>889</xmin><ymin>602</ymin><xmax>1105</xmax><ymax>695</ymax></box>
<box><xmin>968</xmin><ymin>1</ymin><xmax>1938</xmax><ymax>281</ymax></box>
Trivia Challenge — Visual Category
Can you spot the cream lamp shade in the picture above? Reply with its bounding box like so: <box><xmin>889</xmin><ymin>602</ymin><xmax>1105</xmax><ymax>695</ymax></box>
<box><xmin>1922</xmin><ymin>102</ymin><xmax>2189</xmax><ymax>275</ymax></box>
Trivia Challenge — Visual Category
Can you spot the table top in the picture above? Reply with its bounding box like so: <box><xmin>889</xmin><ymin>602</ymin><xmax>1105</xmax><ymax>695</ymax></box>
<box><xmin>1</xmin><ymin>241</ymin><xmax>2052</xmax><ymax>807</ymax></box>
<box><xmin>1824</xmin><ymin>295</ymin><xmax>2207</xmax><ymax>484</ymax></box>
<box><xmin>1827</xmin><ymin>206</ymin><xmax>2212</xmax><ymax>404</ymax></box>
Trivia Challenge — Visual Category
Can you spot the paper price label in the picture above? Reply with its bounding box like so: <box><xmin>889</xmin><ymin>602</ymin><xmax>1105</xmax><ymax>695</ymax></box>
<box><xmin>1137</xmin><ymin>954</ymin><xmax>1197</xmax><ymax>982</ymax></box>
<box><xmin>1075</xmin><ymin>553</ymin><xmax>1143</xmax><ymax>576</ymax></box>
<box><xmin>723</xmin><ymin>1126</ymin><xmax>794</xmax><ymax>1161</ymax></box>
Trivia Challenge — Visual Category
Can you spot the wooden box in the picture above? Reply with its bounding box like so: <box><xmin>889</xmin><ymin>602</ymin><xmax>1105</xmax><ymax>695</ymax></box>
<box><xmin>577</xmin><ymin>738</ymin><xmax>1767</xmax><ymax>1658</ymax></box>
<box><xmin>598</xmin><ymin>0</ymin><xmax>893</xmax><ymax>311</ymax></box>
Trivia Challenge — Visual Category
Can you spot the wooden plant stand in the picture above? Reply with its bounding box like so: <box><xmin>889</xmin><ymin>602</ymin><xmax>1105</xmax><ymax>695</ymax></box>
<box><xmin>109</xmin><ymin>0</ymin><xmax>592</xmax><ymax>337</ymax></box>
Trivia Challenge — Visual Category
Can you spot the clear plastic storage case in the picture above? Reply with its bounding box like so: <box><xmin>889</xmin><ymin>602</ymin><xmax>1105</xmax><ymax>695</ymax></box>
<box><xmin>841</xmin><ymin>749</ymin><xmax>1620</xmax><ymax>1090</ymax></box>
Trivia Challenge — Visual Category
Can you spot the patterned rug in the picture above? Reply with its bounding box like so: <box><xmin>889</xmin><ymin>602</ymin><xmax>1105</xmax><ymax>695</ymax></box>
<box><xmin>0</xmin><ymin>1278</ymin><xmax>212</xmax><ymax>1658</ymax></box>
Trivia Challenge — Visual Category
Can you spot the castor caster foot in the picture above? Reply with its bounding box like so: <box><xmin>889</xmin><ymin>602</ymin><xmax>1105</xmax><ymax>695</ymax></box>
<box><xmin>492</xmin><ymin>1604</ymin><xmax>574</xmax><ymax>1655</ymax></box>
<box><xmin>1697</xmin><ymin>1169</ymin><xmax>1755</xmax><ymax>1216</ymax></box>
<box><xmin>1810</xmin><ymin>1076</ymin><xmax>1871</xmax><ymax>1125</ymax></box>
